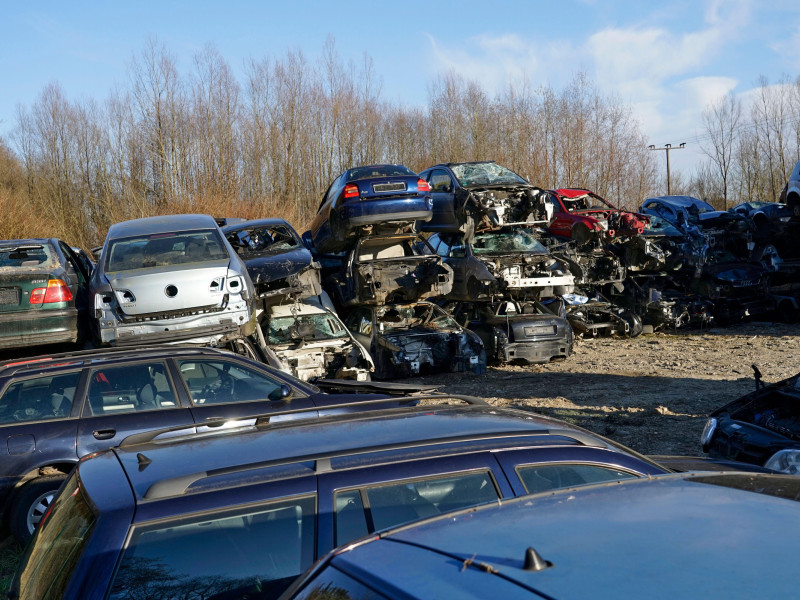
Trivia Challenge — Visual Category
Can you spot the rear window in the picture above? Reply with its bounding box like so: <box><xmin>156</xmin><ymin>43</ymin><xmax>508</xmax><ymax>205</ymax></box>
<box><xmin>108</xmin><ymin>495</ymin><xmax>315</xmax><ymax>600</ymax></box>
<box><xmin>12</xmin><ymin>472</ymin><xmax>96</xmax><ymax>600</ymax></box>
<box><xmin>346</xmin><ymin>165</ymin><xmax>415</xmax><ymax>181</ymax></box>
<box><xmin>0</xmin><ymin>244</ymin><xmax>56</xmax><ymax>269</ymax></box>
<box><xmin>0</xmin><ymin>371</ymin><xmax>81</xmax><ymax>423</ymax></box>
<box><xmin>105</xmin><ymin>229</ymin><xmax>228</xmax><ymax>272</ymax></box>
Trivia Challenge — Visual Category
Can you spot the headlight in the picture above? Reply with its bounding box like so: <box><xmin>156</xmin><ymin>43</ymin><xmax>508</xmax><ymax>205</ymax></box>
<box><xmin>700</xmin><ymin>417</ymin><xmax>717</xmax><ymax>451</ymax></box>
<box><xmin>779</xmin><ymin>216</ymin><xmax>792</xmax><ymax>223</ymax></box>
<box><xmin>764</xmin><ymin>449</ymin><xmax>800</xmax><ymax>474</ymax></box>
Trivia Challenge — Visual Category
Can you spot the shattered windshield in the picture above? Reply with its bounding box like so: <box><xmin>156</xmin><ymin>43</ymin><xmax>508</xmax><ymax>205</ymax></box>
<box><xmin>227</xmin><ymin>225</ymin><xmax>298</xmax><ymax>258</ymax></box>
<box><xmin>267</xmin><ymin>313</ymin><xmax>349</xmax><ymax>344</ymax></box>
<box><xmin>450</xmin><ymin>162</ymin><xmax>527</xmax><ymax>186</ymax></box>
<box><xmin>377</xmin><ymin>304</ymin><xmax>458</xmax><ymax>332</ymax></box>
<box><xmin>471</xmin><ymin>229</ymin><xmax>547</xmax><ymax>255</ymax></box>
<box><xmin>106</xmin><ymin>229</ymin><xmax>227</xmax><ymax>272</ymax></box>
<box><xmin>0</xmin><ymin>244</ymin><xmax>57</xmax><ymax>269</ymax></box>
<box><xmin>643</xmin><ymin>215</ymin><xmax>683</xmax><ymax>237</ymax></box>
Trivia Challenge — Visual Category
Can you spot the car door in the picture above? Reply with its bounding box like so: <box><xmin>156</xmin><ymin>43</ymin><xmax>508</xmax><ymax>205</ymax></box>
<box><xmin>173</xmin><ymin>356</ymin><xmax>318</xmax><ymax>426</ymax></box>
<box><xmin>0</xmin><ymin>370</ymin><xmax>83</xmax><ymax>481</ymax></box>
<box><xmin>425</xmin><ymin>168</ymin><xmax>457</xmax><ymax>229</ymax></box>
<box><xmin>546</xmin><ymin>194</ymin><xmax>576</xmax><ymax>237</ymax></box>
<box><xmin>77</xmin><ymin>359</ymin><xmax>194</xmax><ymax>456</ymax></box>
<box><xmin>316</xmin><ymin>453</ymin><xmax>515</xmax><ymax>557</ymax></box>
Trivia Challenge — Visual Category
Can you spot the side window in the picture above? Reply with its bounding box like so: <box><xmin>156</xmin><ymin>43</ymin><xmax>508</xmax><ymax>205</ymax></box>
<box><xmin>429</xmin><ymin>169</ymin><xmax>453</xmax><ymax>193</ymax></box>
<box><xmin>87</xmin><ymin>362</ymin><xmax>176</xmax><ymax>416</ymax></box>
<box><xmin>333</xmin><ymin>471</ymin><xmax>498</xmax><ymax>546</ymax></box>
<box><xmin>433</xmin><ymin>236</ymin><xmax>449</xmax><ymax>258</ymax></box>
<box><xmin>0</xmin><ymin>371</ymin><xmax>81</xmax><ymax>423</ymax></box>
<box><xmin>109</xmin><ymin>496</ymin><xmax>316</xmax><ymax>600</ymax></box>
<box><xmin>345</xmin><ymin>309</ymin><xmax>372</xmax><ymax>337</ymax></box>
<box><xmin>548</xmin><ymin>194</ymin><xmax>564</xmax><ymax>213</ymax></box>
<box><xmin>517</xmin><ymin>464</ymin><xmax>638</xmax><ymax>494</ymax></box>
<box><xmin>177</xmin><ymin>359</ymin><xmax>285</xmax><ymax>405</ymax></box>
<box><xmin>448</xmin><ymin>236</ymin><xmax>467</xmax><ymax>258</ymax></box>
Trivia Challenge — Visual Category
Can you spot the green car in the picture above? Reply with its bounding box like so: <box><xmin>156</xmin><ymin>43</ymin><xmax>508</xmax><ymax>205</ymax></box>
<box><xmin>0</xmin><ymin>239</ymin><xmax>92</xmax><ymax>350</ymax></box>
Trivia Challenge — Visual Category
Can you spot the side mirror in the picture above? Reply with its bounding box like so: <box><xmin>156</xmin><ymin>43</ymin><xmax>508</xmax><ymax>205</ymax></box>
<box><xmin>279</xmin><ymin>384</ymin><xmax>292</xmax><ymax>399</ymax></box>
<box><xmin>269</xmin><ymin>384</ymin><xmax>292</xmax><ymax>401</ymax></box>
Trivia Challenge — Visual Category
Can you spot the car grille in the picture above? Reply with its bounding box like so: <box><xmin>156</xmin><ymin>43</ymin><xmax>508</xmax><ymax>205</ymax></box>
<box><xmin>372</xmin><ymin>182</ymin><xmax>407</xmax><ymax>193</ymax></box>
<box><xmin>0</xmin><ymin>288</ymin><xmax>20</xmax><ymax>305</ymax></box>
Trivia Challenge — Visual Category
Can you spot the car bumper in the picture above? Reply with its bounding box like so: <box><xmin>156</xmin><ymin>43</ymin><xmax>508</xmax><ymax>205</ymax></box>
<box><xmin>0</xmin><ymin>308</ymin><xmax>78</xmax><ymax>349</ymax></box>
<box><xmin>99</xmin><ymin>306</ymin><xmax>254</xmax><ymax>345</ymax></box>
<box><xmin>341</xmin><ymin>200</ymin><xmax>432</xmax><ymax>226</ymax></box>
<box><xmin>501</xmin><ymin>339</ymin><xmax>570</xmax><ymax>364</ymax></box>
<box><xmin>500</xmin><ymin>273</ymin><xmax>575</xmax><ymax>290</ymax></box>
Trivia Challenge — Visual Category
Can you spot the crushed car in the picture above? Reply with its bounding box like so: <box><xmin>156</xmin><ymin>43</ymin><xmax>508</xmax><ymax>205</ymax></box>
<box><xmin>445</xmin><ymin>299</ymin><xmax>573</xmax><ymax>365</ymax></box>
<box><xmin>563</xmin><ymin>293</ymin><xmax>643</xmax><ymax>338</ymax></box>
<box><xmin>91</xmin><ymin>214</ymin><xmax>256</xmax><ymax>346</ymax></box>
<box><xmin>418</xmin><ymin>161</ymin><xmax>551</xmax><ymax>235</ymax></box>
<box><xmin>426</xmin><ymin>228</ymin><xmax>574</xmax><ymax>301</ymax></box>
<box><xmin>260</xmin><ymin>296</ymin><xmax>374</xmax><ymax>382</ymax></box>
<box><xmin>223</xmin><ymin>218</ymin><xmax>321</xmax><ymax>301</ymax></box>
<box><xmin>547</xmin><ymin>188</ymin><xmax>649</xmax><ymax>244</ymax></box>
<box><xmin>703</xmin><ymin>365</ymin><xmax>800</xmax><ymax>474</ymax></box>
<box><xmin>319</xmin><ymin>234</ymin><xmax>453</xmax><ymax>308</ymax></box>
<box><xmin>309</xmin><ymin>164</ymin><xmax>432</xmax><ymax>253</ymax></box>
<box><xmin>344</xmin><ymin>301</ymin><xmax>486</xmax><ymax>379</ymax></box>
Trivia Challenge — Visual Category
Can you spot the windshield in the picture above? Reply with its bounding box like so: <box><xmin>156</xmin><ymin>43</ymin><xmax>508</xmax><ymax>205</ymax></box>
<box><xmin>377</xmin><ymin>303</ymin><xmax>458</xmax><ymax>332</ymax></box>
<box><xmin>450</xmin><ymin>162</ymin><xmax>527</xmax><ymax>186</ymax></box>
<box><xmin>346</xmin><ymin>165</ymin><xmax>415</xmax><ymax>181</ymax></box>
<box><xmin>227</xmin><ymin>225</ymin><xmax>298</xmax><ymax>258</ymax></box>
<box><xmin>471</xmin><ymin>229</ymin><xmax>547</xmax><ymax>255</ymax></box>
<box><xmin>268</xmin><ymin>313</ymin><xmax>349</xmax><ymax>344</ymax></box>
<box><xmin>12</xmin><ymin>472</ymin><xmax>96</xmax><ymax>599</ymax></box>
<box><xmin>643</xmin><ymin>215</ymin><xmax>683</xmax><ymax>237</ymax></box>
<box><xmin>106</xmin><ymin>229</ymin><xmax>228</xmax><ymax>272</ymax></box>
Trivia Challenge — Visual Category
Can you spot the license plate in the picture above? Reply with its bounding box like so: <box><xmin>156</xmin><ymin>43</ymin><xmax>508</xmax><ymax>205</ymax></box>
<box><xmin>372</xmin><ymin>182</ymin><xmax>406</xmax><ymax>193</ymax></box>
<box><xmin>524</xmin><ymin>325</ymin><xmax>556</xmax><ymax>337</ymax></box>
<box><xmin>0</xmin><ymin>288</ymin><xmax>19</xmax><ymax>305</ymax></box>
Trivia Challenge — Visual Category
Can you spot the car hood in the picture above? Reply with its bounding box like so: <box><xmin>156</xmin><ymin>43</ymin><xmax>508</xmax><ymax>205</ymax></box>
<box><xmin>107</xmin><ymin>259</ymin><xmax>232</xmax><ymax>315</ymax></box>
<box><xmin>239</xmin><ymin>247</ymin><xmax>313</xmax><ymax>284</ymax></box>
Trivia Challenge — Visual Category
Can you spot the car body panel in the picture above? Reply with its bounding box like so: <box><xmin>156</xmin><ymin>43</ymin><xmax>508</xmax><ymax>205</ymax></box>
<box><xmin>223</xmin><ymin>218</ymin><xmax>322</xmax><ymax>300</ymax></box>
<box><xmin>310</xmin><ymin>164</ymin><xmax>432</xmax><ymax>254</ymax></box>
<box><xmin>418</xmin><ymin>161</ymin><xmax>551</xmax><ymax>234</ymax></box>
<box><xmin>261</xmin><ymin>298</ymin><xmax>374</xmax><ymax>382</ymax></box>
<box><xmin>292</xmin><ymin>473</ymin><xmax>800</xmax><ymax>600</ymax></box>
<box><xmin>0</xmin><ymin>239</ymin><xmax>92</xmax><ymax>349</ymax></box>
<box><xmin>91</xmin><ymin>214</ymin><xmax>255</xmax><ymax>346</ymax></box>
<box><xmin>11</xmin><ymin>404</ymin><xmax>669</xmax><ymax>599</ymax></box>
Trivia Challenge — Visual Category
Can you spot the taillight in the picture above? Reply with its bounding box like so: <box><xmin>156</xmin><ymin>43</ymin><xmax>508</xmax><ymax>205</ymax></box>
<box><xmin>418</xmin><ymin>178</ymin><xmax>430</xmax><ymax>192</ymax></box>
<box><xmin>30</xmin><ymin>279</ymin><xmax>73</xmax><ymax>304</ymax></box>
<box><xmin>343</xmin><ymin>183</ymin><xmax>359</xmax><ymax>198</ymax></box>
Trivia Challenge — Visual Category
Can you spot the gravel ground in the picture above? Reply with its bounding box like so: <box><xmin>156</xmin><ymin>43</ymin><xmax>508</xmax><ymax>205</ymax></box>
<box><xmin>407</xmin><ymin>321</ymin><xmax>800</xmax><ymax>456</ymax></box>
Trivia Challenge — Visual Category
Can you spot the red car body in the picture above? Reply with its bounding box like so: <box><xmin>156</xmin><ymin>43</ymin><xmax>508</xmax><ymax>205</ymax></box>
<box><xmin>547</xmin><ymin>188</ymin><xmax>649</xmax><ymax>243</ymax></box>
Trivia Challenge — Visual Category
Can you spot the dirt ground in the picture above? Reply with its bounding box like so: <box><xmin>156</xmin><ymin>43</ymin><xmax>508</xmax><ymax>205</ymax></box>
<box><xmin>408</xmin><ymin>321</ymin><xmax>800</xmax><ymax>457</ymax></box>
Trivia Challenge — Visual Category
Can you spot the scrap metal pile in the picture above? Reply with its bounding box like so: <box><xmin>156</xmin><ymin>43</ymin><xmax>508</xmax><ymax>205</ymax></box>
<box><xmin>223</xmin><ymin>160</ymin><xmax>800</xmax><ymax>383</ymax></box>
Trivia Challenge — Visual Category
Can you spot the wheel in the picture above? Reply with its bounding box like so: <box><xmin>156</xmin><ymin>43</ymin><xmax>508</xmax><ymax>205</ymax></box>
<box><xmin>9</xmin><ymin>475</ymin><xmax>67</xmax><ymax>544</ymax></box>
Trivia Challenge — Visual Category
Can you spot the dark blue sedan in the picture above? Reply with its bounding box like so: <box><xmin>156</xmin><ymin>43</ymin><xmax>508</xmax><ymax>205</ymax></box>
<box><xmin>309</xmin><ymin>164</ymin><xmax>432</xmax><ymax>253</ymax></box>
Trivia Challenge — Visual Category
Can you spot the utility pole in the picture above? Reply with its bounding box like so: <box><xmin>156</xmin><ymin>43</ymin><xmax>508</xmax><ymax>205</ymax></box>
<box><xmin>649</xmin><ymin>143</ymin><xmax>685</xmax><ymax>195</ymax></box>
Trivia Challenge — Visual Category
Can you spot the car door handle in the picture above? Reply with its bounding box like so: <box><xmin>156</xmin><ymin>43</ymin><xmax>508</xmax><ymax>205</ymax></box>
<box><xmin>93</xmin><ymin>429</ymin><xmax>116</xmax><ymax>440</ymax></box>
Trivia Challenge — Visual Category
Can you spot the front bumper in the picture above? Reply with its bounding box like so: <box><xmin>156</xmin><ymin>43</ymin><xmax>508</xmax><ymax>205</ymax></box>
<box><xmin>500</xmin><ymin>339</ymin><xmax>570</xmax><ymax>364</ymax></box>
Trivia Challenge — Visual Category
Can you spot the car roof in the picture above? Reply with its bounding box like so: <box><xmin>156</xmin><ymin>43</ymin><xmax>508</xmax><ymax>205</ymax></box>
<box><xmin>0</xmin><ymin>345</ymin><xmax>286</xmax><ymax>378</ymax></box>
<box><xmin>106</xmin><ymin>214</ymin><xmax>219</xmax><ymax>239</ymax></box>
<box><xmin>326</xmin><ymin>472</ymin><xmax>800</xmax><ymax>599</ymax></box>
<box><xmin>552</xmin><ymin>188</ymin><xmax>593</xmax><ymax>198</ymax></box>
<box><xmin>110</xmin><ymin>405</ymin><xmax>643</xmax><ymax>503</ymax></box>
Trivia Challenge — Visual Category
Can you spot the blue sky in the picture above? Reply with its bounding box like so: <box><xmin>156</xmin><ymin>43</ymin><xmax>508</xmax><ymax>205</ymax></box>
<box><xmin>2</xmin><ymin>0</ymin><xmax>799</xmax><ymax>175</ymax></box>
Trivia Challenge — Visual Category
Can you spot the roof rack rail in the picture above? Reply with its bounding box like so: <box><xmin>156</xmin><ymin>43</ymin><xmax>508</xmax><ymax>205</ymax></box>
<box><xmin>143</xmin><ymin>424</ymin><xmax>600</xmax><ymax>500</ymax></box>
<box><xmin>0</xmin><ymin>344</ymin><xmax>228</xmax><ymax>371</ymax></box>
<box><xmin>120</xmin><ymin>394</ymin><xmax>487</xmax><ymax>449</ymax></box>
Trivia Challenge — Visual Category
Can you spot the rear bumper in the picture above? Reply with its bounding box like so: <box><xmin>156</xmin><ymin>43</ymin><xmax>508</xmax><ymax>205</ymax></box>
<box><xmin>501</xmin><ymin>339</ymin><xmax>570</xmax><ymax>364</ymax></box>
<box><xmin>100</xmin><ymin>306</ymin><xmax>254</xmax><ymax>345</ymax></box>
<box><xmin>0</xmin><ymin>308</ymin><xmax>78</xmax><ymax>349</ymax></box>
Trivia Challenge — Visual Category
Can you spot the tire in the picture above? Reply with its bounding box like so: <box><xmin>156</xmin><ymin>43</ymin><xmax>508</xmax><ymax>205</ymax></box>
<box><xmin>9</xmin><ymin>475</ymin><xmax>67</xmax><ymax>544</ymax></box>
